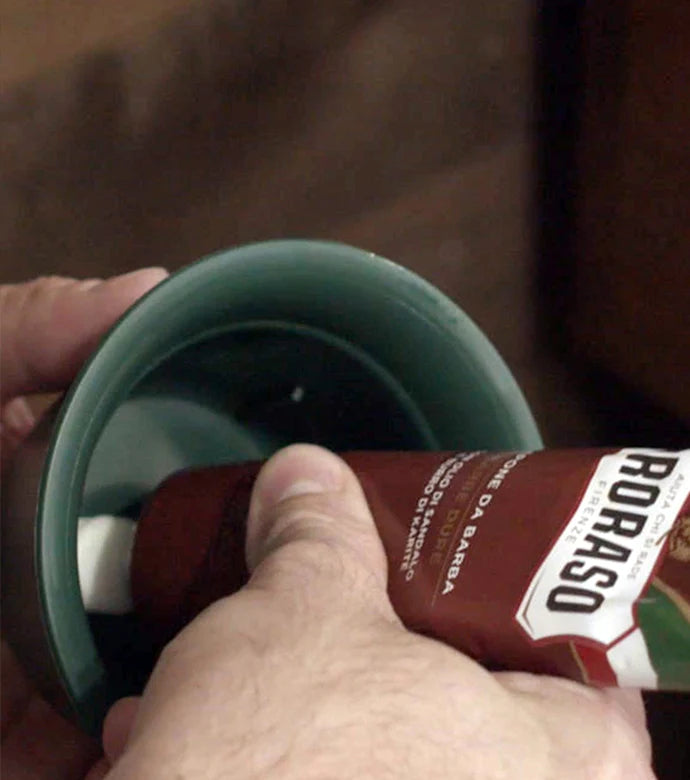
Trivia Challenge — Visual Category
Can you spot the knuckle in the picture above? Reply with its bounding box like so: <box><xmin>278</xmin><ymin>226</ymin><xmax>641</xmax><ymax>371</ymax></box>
<box><xmin>261</xmin><ymin>497</ymin><xmax>382</xmax><ymax>578</ymax></box>
<box><xmin>264</xmin><ymin>499</ymin><xmax>340</xmax><ymax>542</ymax></box>
<box><xmin>250</xmin><ymin>493</ymin><xmax>391</xmax><ymax>622</ymax></box>
<box><xmin>255</xmin><ymin>530</ymin><xmax>388</xmax><ymax>619</ymax></box>
<box><xmin>5</xmin><ymin>276</ymin><xmax>67</xmax><ymax>323</ymax></box>
<box><xmin>259</xmin><ymin>533</ymin><xmax>352</xmax><ymax>592</ymax></box>
<box><xmin>24</xmin><ymin>275</ymin><xmax>71</xmax><ymax>299</ymax></box>
<box><xmin>575</xmin><ymin>694</ymin><xmax>653</xmax><ymax>778</ymax></box>
<box><xmin>156</xmin><ymin>599</ymin><xmax>269</xmax><ymax>677</ymax></box>
<box><xmin>506</xmin><ymin>678</ymin><xmax>653</xmax><ymax>778</ymax></box>
<box><xmin>156</xmin><ymin>630</ymin><xmax>197</xmax><ymax>673</ymax></box>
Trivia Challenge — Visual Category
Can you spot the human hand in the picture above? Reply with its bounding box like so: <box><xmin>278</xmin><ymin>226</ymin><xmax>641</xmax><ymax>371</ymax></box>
<box><xmin>104</xmin><ymin>444</ymin><xmax>654</xmax><ymax>779</ymax></box>
<box><xmin>1</xmin><ymin>270</ymin><xmax>167</xmax><ymax>779</ymax></box>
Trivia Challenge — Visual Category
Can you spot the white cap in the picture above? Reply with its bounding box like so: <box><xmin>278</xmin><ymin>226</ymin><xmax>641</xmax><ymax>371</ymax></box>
<box><xmin>77</xmin><ymin>515</ymin><xmax>135</xmax><ymax>614</ymax></box>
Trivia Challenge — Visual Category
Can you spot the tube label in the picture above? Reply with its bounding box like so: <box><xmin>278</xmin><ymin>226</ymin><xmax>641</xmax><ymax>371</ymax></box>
<box><xmin>517</xmin><ymin>449</ymin><xmax>689</xmax><ymax>646</ymax></box>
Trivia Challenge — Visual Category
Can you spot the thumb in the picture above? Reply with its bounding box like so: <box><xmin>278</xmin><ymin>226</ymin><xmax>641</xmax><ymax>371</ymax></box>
<box><xmin>246</xmin><ymin>444</ymin><xmax>396</xmax><ymax>621</ymax></box>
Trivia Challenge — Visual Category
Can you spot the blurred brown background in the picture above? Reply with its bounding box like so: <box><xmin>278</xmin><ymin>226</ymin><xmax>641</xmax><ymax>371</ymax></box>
<box><xmin>1</xmin><ymin>1</ymin><xmax>688</xmax><ymax>775</ymax></box>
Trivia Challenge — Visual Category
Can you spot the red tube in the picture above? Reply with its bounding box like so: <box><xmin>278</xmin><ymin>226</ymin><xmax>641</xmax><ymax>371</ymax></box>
<box><xmin>131</xmin><ymin>449</ymin><xmax>690</xmax><ymax>690</ymax></box>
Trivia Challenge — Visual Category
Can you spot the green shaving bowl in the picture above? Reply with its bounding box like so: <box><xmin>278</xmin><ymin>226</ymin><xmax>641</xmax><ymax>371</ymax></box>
<box><xmin>2</xmin><ymin>240</ymin><xmax>542</xmax><ymax>734</ymax></box>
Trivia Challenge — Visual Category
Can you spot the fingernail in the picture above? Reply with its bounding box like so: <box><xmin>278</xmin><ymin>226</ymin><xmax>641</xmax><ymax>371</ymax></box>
<box><xmin>2</xmin><ymin>398</ymin><xmax>35</xmax><ymax>436</ymax></box>
<box><xmin>114</xmin><ymin>267</ymin><xmax>169</xmax><ymax>281</ymax></box>
<box><xmin>257</xmin><ymin>445</ymin><xmax>345</xmax><ymax>509</ymax></box>
<box><xmin>94</xmin><ymin>268</ymin><xmax>169</xmax><ymax>290</ymax></box>
<box><xmin>278</xmin><ymin>478</ymin><xmax>331</xmax><ymax>502</ymax></box>
<box><xmin>79</xmin><ymin>278</ymin><xmax>103</xmax><ymax>291</ymax></box>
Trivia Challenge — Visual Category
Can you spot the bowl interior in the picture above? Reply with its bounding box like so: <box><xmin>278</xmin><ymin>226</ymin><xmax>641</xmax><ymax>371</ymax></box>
<box><xmin>81</xmin><ymin>319</ymin><xmax>439</xmax><ymax>698</ymax></box>
<box><xmin>37</xmin><ymin>240</ymin><xmax>541</xmax><ymax>733</ymax></box>
<box><xmin>81</xmin><ymin>320</ymin><xmax>437</xmax><ymax>519</ymax></box>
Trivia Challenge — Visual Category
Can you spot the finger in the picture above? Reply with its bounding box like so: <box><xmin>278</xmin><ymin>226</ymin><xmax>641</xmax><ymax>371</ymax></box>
<box><xmin>1</xmin><ymin>396</ymin><xmax>35</xmax><ymax>437</ymax></box>
<box><xmin>246</xmin><ymin>444</ymin><xmax>395</xmax><ymax>620</ymax></box>
<box><xmin>0</xmin><ymin>268</ymin><xmax>167</xmax><ymax>402</ymax></box>
<box><xmin>600</xmin><ymin>687</ymin><xmax>650</xmax><ymax>740</ymax></box>
<box><xmin>102</xmin><ymin>696</ymin><xmax>140</xmax><ymax>763</ymax></box>
<box><xmin>0</xmin><ymin>646</ymin><xmax>100</xmax><ymax>779</ymax></box>
<box><xmin>84</xmin><ymin>757</ymin><xmax>111</xmax><ymax>780</ymax></box>
<box><xmin>1</xmin><ymin>641</ymin><xmax>33</xmax><ymax>738</ymax></box>
<box><xmin>0</xmin><ymin>396</ymin><xmax>36</xmax><ymax>468</ymax></box>
<box><xmin>497</xmin><ymin>673</ymin><xmax>650</xmax><ymax>750</ymax></box>
<box><xmin>497</xmin><ymin>673</ymin><xmax>653</xmax><ymax>774</ymax></box>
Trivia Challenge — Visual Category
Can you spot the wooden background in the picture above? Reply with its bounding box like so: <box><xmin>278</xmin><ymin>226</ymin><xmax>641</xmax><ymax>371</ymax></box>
<box><xmin>2</xmin><ymin>2</ymin><xmax>688</xmax><ymax>776</ymax></box>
